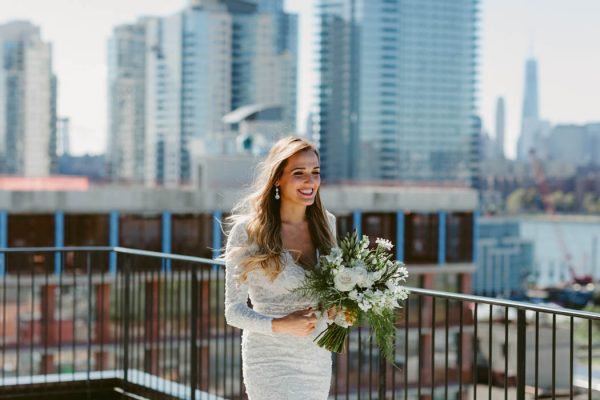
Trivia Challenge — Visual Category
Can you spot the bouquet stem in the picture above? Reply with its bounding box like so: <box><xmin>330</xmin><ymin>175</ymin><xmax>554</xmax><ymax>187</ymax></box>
<box><xmin>314</xmin><ymin>323</ymin><xmax>349</xmax><ymax>353</ymax></box>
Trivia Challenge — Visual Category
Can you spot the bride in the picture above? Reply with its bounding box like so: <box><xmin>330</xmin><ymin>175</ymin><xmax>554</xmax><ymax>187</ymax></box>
<box><xmin>224</xmin><ymin>136</ymin><xmax>337</xmax><ymax>399</ymax></box>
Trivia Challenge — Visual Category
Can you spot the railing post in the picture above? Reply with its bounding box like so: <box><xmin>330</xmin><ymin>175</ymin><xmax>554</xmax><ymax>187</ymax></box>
<box><xmin>379</xmin><ymin>346</ymin><xmax>387</xmax><ymax>400</ymax></box>
<box><xmin>86</xmin><ymin>253</ymin><xmax>93</xmax><ymax>377</ymax></box>
<box><xmin>516</xmin><ymin>309</ymin><xmax>526</xmax><ymax>400</ymax></box>
<box><xmin>123</xmin><ymin>255</ymin><xmax>131</xmax><ymax>382</ymax></box>
<box><xmin>191</xmin><ymin>270</ymin><xmax>198</xmax><ymax>400</ymax></box>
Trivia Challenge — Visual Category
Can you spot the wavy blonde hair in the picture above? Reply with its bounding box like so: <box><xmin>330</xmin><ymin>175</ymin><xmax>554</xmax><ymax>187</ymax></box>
<box><xmin>226</xmin><ymin>136</ymin><xmax>335</xmax><ymax>282</ymax></box>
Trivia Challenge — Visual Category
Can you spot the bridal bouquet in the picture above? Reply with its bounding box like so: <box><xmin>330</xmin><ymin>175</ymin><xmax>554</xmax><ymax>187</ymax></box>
<box><xmin>297</xmin><ymin>231</ymin><xmax>409</xmax><ymax>361</ymax></box>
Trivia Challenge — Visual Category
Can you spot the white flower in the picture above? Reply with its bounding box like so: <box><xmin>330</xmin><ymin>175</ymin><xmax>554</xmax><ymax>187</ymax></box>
<box><xmin>334</xmin><ymin>312</ymin><xmax>352</xmax><ymax>328</ymax></box>
<box><xmin>361</xmin><ymin>274</ymin><xmax>374</xmax><ymax>289</ymax></box>
<box><xmin>325</xmin><ymin>247</ymin><xmax>343</xmax><ymax>266</ymax></box>
<box><xmin>352</xmin><ymin>265</ymin><xmax>369</xmax><ymax>288</ymax></box>
<box><xmin>375</xmin><ymin>238</ymin><xmax>394</xmax><ymax>251</ymax></box>
<box><xmin>394</xmin><ymin>266</ymin><xmax>409</xmax><ymax>281</ymax></box>
<box><xmin>348</xmin><ymin>289</ymin><xmax>362</xmax><ymax>301</ymax></box>
<box><xmin>358</xmin><ymin>300</ymin><xmax>372</xmax><ymax>312</ymax></box>
<box><xmin>333</xmin><ymin>267</ymin><xmax>359</xmax><ymax>292</ymax></box>
<box><xmin>372</xmin><ymin>269</ymin><xmax>385</xmax><ymax>281</ymax></box>
<box><xmin>361</xmin><ymin>235</ymin><xmax>370</xmax><ymax>249</ymax></box>
<box><xmin>385</xmin><ymin>279</ymin><xmax>398</xmax><ymax>292</ymax></box>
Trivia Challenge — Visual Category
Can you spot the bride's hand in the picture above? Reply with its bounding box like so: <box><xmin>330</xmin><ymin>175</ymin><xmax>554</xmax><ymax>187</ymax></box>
<box><xmin>272</xmin><ymin>307</ymin><xmax>317</xmax><ymax>336</ymax></box>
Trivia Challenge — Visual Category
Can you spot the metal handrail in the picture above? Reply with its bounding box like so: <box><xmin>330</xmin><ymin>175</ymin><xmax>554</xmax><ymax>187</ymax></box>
<box><xmin>1</xmin><ymin>246</ymin><xmax>599</xmax><ymax>321</ymax></box>
<box><xmin>408</xmin><ymin>287</ymin><xmax>600</xmax><ymax>321</ymax></box>
<box><xmin>0</xmin><ymin>246</ymin><xmax>219</xmax><ymax>265</ymax></box>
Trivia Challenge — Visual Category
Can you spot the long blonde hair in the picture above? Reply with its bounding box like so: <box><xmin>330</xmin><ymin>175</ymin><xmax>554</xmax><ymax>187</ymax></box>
<box><xmin>226</xmin><ymin>136</ymin><xmax>335</xmax><ymax>282</ymax></box>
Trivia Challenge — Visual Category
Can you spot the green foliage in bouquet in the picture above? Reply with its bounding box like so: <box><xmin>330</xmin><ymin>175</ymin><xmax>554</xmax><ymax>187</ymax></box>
<box><xmin>296</xmin><ymin>231</ymin><xmax>409</xmax><ymax>362</ymax></box>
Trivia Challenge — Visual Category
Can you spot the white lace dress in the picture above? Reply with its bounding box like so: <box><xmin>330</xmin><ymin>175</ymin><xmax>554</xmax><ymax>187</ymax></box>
<box><xmin>224</xmin><ymin>213</ymin><xmax>336</xmax><ymax>400</ymax></box>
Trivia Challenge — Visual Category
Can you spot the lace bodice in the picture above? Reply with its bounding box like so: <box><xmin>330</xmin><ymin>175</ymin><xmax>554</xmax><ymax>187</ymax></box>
<box><xmin>224</xmin><ymin>212</ymin><xmax>337</xmax><ymax>335</ymax></box>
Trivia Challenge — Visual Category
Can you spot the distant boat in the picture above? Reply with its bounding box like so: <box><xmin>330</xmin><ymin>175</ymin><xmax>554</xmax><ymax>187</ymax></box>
<box><xmin>546</xmin><ymin>286</ymin><xmax>594</xmax><ymax>309</ymax></box>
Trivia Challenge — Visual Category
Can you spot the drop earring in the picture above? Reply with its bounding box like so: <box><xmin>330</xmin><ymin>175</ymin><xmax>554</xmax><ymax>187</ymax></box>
<box><xmin>275</xmin><ymin>186</ymin><xmax>280</xmax><ymax>200</ymax></box>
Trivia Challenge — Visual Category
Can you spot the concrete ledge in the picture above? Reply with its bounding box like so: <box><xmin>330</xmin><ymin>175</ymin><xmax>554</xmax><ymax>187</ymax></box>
<box><xmin>0</xmin><ymin>185</ymin><xmax>478</xmax><ymax>213</ymax></box>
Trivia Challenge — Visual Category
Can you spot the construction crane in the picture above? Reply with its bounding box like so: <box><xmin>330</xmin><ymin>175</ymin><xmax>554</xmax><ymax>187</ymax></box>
<box><xmin>529</xmin><ymin>149</ymin><xmax>594</xmax><ymax>286</ymax></box>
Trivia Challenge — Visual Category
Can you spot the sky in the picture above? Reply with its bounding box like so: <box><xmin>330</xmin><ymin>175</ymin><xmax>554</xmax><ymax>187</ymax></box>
<box><xmin>1</xmin><ymin>0</ymin><xmax>599</xmax><ymax>159</ymax></box>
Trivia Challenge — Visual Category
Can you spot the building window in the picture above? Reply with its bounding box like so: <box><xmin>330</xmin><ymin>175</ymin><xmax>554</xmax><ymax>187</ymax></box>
<box><xmin>335</xmin><ymin>214</ymin><xmax>353</xmax><ymax>239</ymax></box>
<box><xmin>362</xmin><ymin>213</ymin><xmax>396</xmax><ymax>248</ymax></box>
<box><xmin>6</xmin><ymin>214</ymin><xmax>55</xmax><ymax>274</ymax></box>
<box><xmin>8</xmin><ymin>214</ymin><xmax>54</xmax><ymax>247</ymax></box>
<box><xmin>119</xmin><ymin>214</ymin><xmax>162</xmax><ymax>252</ymax></box>
<box><xmin>172</xmin><ymin>214</ymin><xmax>213</xmax><ymax>259</ymax></box>
<box><xmin>446</xmin><ymin>212</ymin><xmax>473</xmax><ymax>262</ymax></box>
<box><xmin>65</xmin><ymin>214</ymin><xmax>110</xmax><ymax>246</ymax></box>
<box><xmin>404</xmin><ymin>213</ymin><xmax>439</xmax><ymax>264</ymax></box>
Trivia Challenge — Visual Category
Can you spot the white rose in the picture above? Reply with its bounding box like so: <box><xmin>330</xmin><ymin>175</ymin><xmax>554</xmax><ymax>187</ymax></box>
<box><xmin>333</xmin><ymin>267</ymin><xmax>359</xmax><ymax>292</ymax></box>
<box><xmin>352</xmin><ymin>265</ymin><xmax>369</xmax><ymax>288</ymax></box>
<box><xmin>372</xmin><ymin>269</ymin><xmax>385</xmax><ymax>281</ymax></box>
<box><xmin>362</xmin><ymin>273</ymin><xmax>376</xmax><ymax>289</ymax></box>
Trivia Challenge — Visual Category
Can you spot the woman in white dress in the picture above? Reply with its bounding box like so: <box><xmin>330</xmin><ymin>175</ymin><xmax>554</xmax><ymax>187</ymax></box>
<box><xmin>224</xmin><ymin>136</ymin><xmax>337</xmax><ymax>400</ymax></box>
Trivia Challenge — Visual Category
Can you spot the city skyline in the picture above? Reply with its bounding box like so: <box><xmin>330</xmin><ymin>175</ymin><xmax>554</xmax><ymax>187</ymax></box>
<box><xmin>1</xmin><ymin>0</ymin><xmax>599</xmax><ymax>158</ymax></box>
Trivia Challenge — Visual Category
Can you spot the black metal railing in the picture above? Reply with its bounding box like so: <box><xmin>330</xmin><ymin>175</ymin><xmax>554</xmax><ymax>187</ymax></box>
<box><xmin>0</xmin><ymin>247</ymin><xmax>598</xmax><ymax>399</ymax></box>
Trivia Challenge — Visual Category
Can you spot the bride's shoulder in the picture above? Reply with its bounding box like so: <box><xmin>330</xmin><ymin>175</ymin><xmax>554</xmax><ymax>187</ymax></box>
<box><xmin>226</xmin><ymin>215</ymin><xmax>252</xmax><ymax>245</ymax></box>
<box><xmin>324</xmin><ymin>209</ymin><xmax>337</xmax><ymax>236</ymax></box>
<box><xmin>325</xmin><ymin>210</ymin><xmax>336</xmax><ymax>224</ymax></box>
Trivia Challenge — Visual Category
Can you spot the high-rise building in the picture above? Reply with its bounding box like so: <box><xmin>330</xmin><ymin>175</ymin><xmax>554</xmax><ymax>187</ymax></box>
<box><xmin>56</xmin><ymin>117</ymin><xmax>70</xmax><ymax>156</ymax></box>
<box><xmin>314</xmin><ymin>0</ymin><xmax>479</xmax><ymax>185</ymax></box>
<box><xmin>548</xmin><ymin>123</ymin><xmax>600</xmax><ymax>166</ymax></box>
<box><xmin>495</xmin><ymin>97</ymin><xmax>505</xmax><ymax>159</ymax></box>
<box><xmin>517</xmin><ymin>57</ymin><xmax>540</xmax><ymax>160</ymax></box>
<box><xmin>109</xmin><ymin>0</ymin><xmax>297</xmax><ymax>187</ymax></box>
<box><xmin>475</xmin><ymin>218</ymin><xmax>534</xmax><ymax>297</ymax></box>
<box><xmin>107</xmin><ymin>22</ymin><xmax>148</xmax><ymax>183</ymax></box>
<box><xmin>0</xmin><ymin>21</ymin><xmax>57</xmax><ymax>177</ymax></box>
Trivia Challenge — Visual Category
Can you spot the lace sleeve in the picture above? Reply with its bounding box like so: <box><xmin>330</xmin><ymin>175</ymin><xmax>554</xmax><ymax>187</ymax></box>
<box><xmin>224</xmin><ymin>220</ymin><xmax>274</xmax><ymax>335</ymax></box>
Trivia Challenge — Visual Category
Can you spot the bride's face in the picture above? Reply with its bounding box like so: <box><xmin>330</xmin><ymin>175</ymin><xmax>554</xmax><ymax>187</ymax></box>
<box><xmin>277</xmin><ymin>150</ymin><xmax>320</xmax><ymax>207</ymax></box>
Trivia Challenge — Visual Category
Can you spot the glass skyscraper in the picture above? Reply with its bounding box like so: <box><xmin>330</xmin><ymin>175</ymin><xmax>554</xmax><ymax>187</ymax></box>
<box><xmin>517</xmin><ymin>57</ymin><xmax>540</xmax><ymax>160</ymax></box>
<box><xmin>314</xmin><ymin>0</ymin><xmax>479</xmax><ymax>185</ymax></box>
<box><xmin>108</xmin><ymin>0</ymin><xmax>297</xmax><ymax>187</ymax></box>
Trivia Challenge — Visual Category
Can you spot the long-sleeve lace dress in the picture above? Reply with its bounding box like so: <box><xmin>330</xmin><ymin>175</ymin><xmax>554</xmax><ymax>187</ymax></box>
<box><xmin>224</xmin><ymin>212</ymin><xmax>336</xmax><ymax>400</ymax></box>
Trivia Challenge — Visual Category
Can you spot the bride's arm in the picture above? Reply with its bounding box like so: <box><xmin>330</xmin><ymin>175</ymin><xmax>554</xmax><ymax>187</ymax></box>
<box><xmin>224</xmin><ymin>221</ymin><xmax>275</xmax><ymax>335</ymax></box>
<box><xmin>224</xmin><ymin>221</ymin><xmax>318</xmax><ymax>336</ymax></box>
